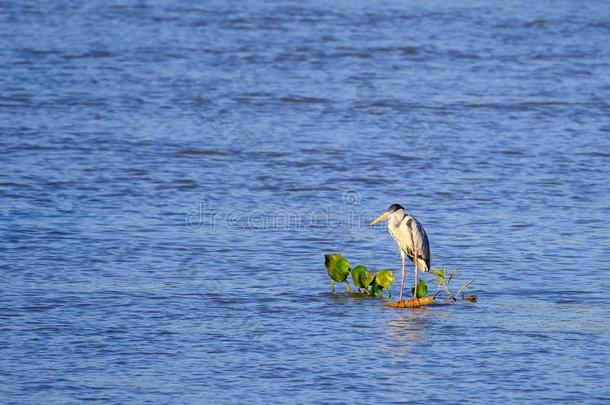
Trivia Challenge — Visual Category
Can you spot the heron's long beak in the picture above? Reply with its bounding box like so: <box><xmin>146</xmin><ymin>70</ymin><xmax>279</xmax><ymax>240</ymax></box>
<box><xmin>370</xmin><ymin>211</ymin><xmax>390</xmax><ymax>225</ymax></box>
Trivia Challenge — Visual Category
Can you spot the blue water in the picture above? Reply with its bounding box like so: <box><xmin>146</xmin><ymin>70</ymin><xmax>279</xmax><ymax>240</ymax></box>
<box><xmin>2</xmin><ymin>0</ymin><xmax>610</xmax><ymax>403</ymax></box>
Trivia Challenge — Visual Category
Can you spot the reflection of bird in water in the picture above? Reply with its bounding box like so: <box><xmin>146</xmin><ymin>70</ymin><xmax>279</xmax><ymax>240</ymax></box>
<box><xmin>370</xmin><ymin>204</ymin><xmax>431</xmax><ymax>302</ymax></box>
<box><xmin>384</xmin><ymin>314</ymin><xmax>428</xmax><ymax>357</ymax></box>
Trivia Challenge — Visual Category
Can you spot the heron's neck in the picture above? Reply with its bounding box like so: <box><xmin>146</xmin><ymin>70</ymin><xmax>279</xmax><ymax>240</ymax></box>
<box><xmin>387</xmin><ymin>209</ymin><xmax>405</xmax><ymax>230</ymax></box>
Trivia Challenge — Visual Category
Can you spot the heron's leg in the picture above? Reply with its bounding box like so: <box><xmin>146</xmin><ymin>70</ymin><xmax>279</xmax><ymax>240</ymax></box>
<box><xmin>413</xmin><ymin>251</ymin><xmax>419</xmax><ymax>299</ymax></box>
<box><xmin>399</xmin><ymin>251</ymin><xmax>406</xmax><ymax>302</ymax></box>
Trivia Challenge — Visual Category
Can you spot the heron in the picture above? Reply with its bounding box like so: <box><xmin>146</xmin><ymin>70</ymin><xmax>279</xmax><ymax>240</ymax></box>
<box><xmin>370</xmin><ymin>203</ymin><xmax>431</xmax><ymax>302</ymax></box>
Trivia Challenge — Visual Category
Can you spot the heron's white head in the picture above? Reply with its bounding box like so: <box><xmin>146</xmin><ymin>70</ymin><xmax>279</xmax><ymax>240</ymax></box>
<box><xmin>370</xmin><ymin>203</ymin><xmax>404</xmax><ymax>225</ymax></box>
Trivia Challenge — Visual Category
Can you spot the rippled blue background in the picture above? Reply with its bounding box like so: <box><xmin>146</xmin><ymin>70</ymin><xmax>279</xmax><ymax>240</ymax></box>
<box><xmin>2</xmin><ymin>0</ymin><xmax>610</xmax><ymax>403</ymax></box>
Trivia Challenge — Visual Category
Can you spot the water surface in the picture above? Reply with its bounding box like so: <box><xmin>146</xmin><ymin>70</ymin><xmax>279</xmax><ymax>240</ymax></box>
<box><xmin>2</xmin><ymin>0</ymin><xmax>610</xmax><ymax>403</ymax></box>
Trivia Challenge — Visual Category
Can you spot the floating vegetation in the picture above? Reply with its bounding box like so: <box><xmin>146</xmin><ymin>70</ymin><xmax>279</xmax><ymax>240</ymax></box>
<box><xmin>324</xmin><ymin>254</ymin><xmax>476</xmax><ymax>309</ymax></box>
<box><xmin>412</xmin><ymin>279</ymin><xmax>428</xmax><ymax>299</ymax></box>
<box><xmin>324</xmin><ymin>253</ymin><xmax>351</xmax><ymax>293</ymax></box>
<box><xmin>430</xmin><ymin>267</ymin><xmax>475</xmax><ymax>303</ymax></box>
<box><xmin>324</xmin><ymin>253</ymin><xmax>395</xmax><ymax>296</ymax></box>
<box><xmin>386</xmin><ymin>295</ymin><xmax>436</xmax><ymax>308</ymax></box>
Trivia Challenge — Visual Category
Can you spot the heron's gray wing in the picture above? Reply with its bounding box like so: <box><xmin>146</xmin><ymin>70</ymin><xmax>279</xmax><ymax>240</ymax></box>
<box><xmin>403</xmin><ymin>215</ymin><xmax>431</xmax><ymax>271</ymax></box>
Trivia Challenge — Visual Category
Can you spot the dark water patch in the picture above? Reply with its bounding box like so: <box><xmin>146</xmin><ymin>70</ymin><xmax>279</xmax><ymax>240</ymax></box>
<box><xmin>0</xmin><ymin>181</ymin><xmax>29</xmax><ymax>188</ymax></box>
<box><xmin>177</xmin><ymin>149</ymin><xmax>231</xmax><ymax>157</ymax></box>
<box><xmin>18</xmin><ymin>48</ymin><xmax>63</xmax><ymax>57</ymax></box>
<box><xmin>22</xmin><ymin>305</ymin><xmax>61</xmax><ymax>313</ymax></box>
<box><xmin>524</xmin><ymin>19</ymin><xmax>548</xmax><ymax>28</ymax></box>
<box><xmin>63</xmin><ymin>50</ymin><xmax>115</xmax><ymax>60</ymax></box>
<box><xmin>278</xmin><ymin>95</ymin><xmax>331</xmax><ymax>104</ymax></box>
<box><xmin>500</xmin><ymin>149</ymin><xmax>527</xmax><ymax>156</ymax></box>
<box><xmin>402</xmin><ymin>46</ymin><xmax>420</xmax><ymax>55</ymax></box>
<box><xmin>330</xmin><ymin>50</ymin><xmax>372</xmax><ymax>59</ymax></box>
<box><xmin>465</xmin><ymin>101</ymin><xmax>570</xmax><ymax>111</ymax></box>
<box><xmin>447</xmin><ymin>49</ymin><xmax>482</xmax><ymax>60</ymax></box>
<box><xmin>251</xmin><ymin>150</ymin><xmax>289</xmax><ymax>158</ymax></box>
<box><xmin>233</xmin><ymin>92</ymin><xmax>275</xmax><ymax>102</ymax></box>
<box><xmin>586</xmin><ymin>151</ymin><xmax>610</xmax><ymax>158</ymax></box>
<box><xmin>532</xmin><ymin>52</ymin><xmax>596</xmax><ymax>60</ymax></box>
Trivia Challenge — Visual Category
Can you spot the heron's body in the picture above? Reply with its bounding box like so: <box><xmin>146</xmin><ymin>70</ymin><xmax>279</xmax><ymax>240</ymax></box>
<box><xmin>371</xmin><ymin>203</ymin><xmax>431</xmax><ymax>302</ymax></box>
<box><xmin>387</xmin><ymin>209</ymin><xmax>430</xmax><ymax>272</ymax></box>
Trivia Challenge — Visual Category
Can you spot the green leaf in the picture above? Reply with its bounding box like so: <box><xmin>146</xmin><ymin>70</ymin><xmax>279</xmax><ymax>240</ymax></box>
<box><xmin>456</xmin><ymin>279</ymin><xmax>474</xmax><ymax>297</ymax></box>
<box><xmin>352</xmin><ymin>265</ymin><xmax>375</xmax><ymax>289</ymax></box>
<box><xmin>324</xmin><ymin>253</ymin><xmax>341</xmax><ymax>272</ymax></box>
<box><xmin>374</xmin><ymin>269</ymin><xmax>396</xmax><ymax>288</ymax></box>
<box><xmin>431</xmin><ymin>268</ymin><xmax>445</xmax><ymax>279</ymax></box>
<box><xmin>324</xmin><ymin>253</ymin><xmax>351</xmax><ymax>282</ymax></box>
<box><xmin>416</xmin><ymin>279</ymin><xmax>428</xmax><ymax>298</ymax></box>
<box><xmin>448</xmin><ymin>269</ymin><xmax>458</xmax><ymax>284</ymax></box>
<box><xmin>370</xmin><ymin>282</ymin><xmax>383</xmax><ymax>295</ymax></box>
